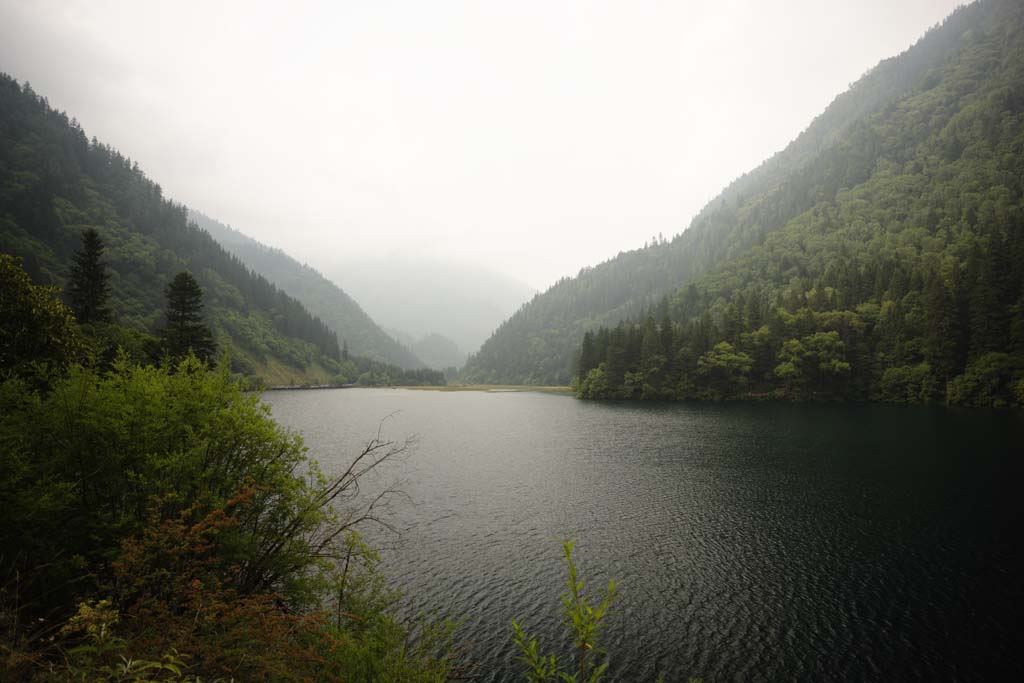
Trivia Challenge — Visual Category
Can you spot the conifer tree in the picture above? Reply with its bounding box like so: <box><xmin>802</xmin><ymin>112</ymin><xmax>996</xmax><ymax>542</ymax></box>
<box><xmin>577</xmin><ymin>331</ymin><xmax>598</xmax><ymax>378</ymax></box>
<box><xmin>68</xmin><ymin>228</ymin><xmax>112</xmax><ymax>324</ymax></box>
<box><xmin>163</xmin><ymin>271</ymin><xmax>216</xmax><ymax>363</ymax></box>
<box><xmin>968</xmin><ymin>238</ymin><xmax>1011</xmax><ymax>359</ymax></box>
<box><xmin>925</xmin><ymin>275</ymin><xmax>956</xmax><ymax>392</ymax></box>
<box><xmin>639</xmin><ymin>317</ymin><xmax>666</xmax><ymax>397</ymax></box>
<box><xmin>604</xmin><ymin>324</ymin><xmax>629</xmax><ymax>387</ymax></box>
<box><xmin>658</xmin><ymin>301</ymin><xmax>674</xmax><ymax>357</ymax></box>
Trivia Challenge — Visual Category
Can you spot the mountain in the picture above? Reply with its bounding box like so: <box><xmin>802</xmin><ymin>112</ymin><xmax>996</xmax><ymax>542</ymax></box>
<box><xmin>462</xmin><ymin>0</ymin><xmax>1024</xmax><ymax>393</ymax></box>
<box><xmin>327</xmin><ymin>258</ymin><xmax>535</xmax><ymax>355</ymax></box>
<box><xmin>0</xmin><ymin>73</ymin><xmax>347</xmax><ymax>385</ymax></box>
<box><xmin>410</xmin><ymin>332</ymin><xmax>466</xmax><ymax>370</ymax></box>
<box><xmin>387</xmin><ymin>328</ymin><xmax>465</xmax><ymax>371</ymax></box>
<box><xmin>191</xmin><ymin>210</ymin><xmax>424</xmax><ymax>370</ymax></box>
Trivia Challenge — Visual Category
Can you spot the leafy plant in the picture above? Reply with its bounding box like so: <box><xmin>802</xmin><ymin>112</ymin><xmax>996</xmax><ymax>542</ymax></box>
<box><xmin>512</xmin><ymin>540</ymin><xmax>617</xmax><ymax>683</ymax></box>
<box><xmin>46</xmin><ymin>600</ymin><xmax>205</xmax><ymax>682</ymax></box>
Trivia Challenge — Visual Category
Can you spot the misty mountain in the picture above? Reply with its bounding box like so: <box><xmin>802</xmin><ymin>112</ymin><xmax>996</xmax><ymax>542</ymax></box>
<box><xmin>409</xmin><ymin>332</ymin><xmax>466</xmax><ymax>371</ymax></box>
<box><xmin>0</xmin><ymin>74</ymin><xmax>346</xmax><ymax>385</ymax></box>
<box><xmin>326</xmin><ymin>258</ymin><xmax>535</xmax><ymax>355</ymax></box>
<box><xmin>388</xmin><ymin>328</ymin><xmax>466</xmax><ymax>370</ymax></box>
<box><xmin>462</xmin><ymin>0</ymin><xmax>1024</xmax><ymax>387</ymax></box>
<box><xmin>191</xmin><ymin>211</ymin><xmax>424</xmax><ymax>370</ymax></box>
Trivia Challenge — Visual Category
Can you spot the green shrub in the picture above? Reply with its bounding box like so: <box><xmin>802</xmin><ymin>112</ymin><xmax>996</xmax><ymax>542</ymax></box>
<box><xmin>512</xmin><ymin>540</ymin><xmax>617</xmax><ymax>683</ymax></box>
<box><xmin>876</xmin><ymin>363</ymin><xmax>934</xmax><ymax>403</ymax></box>
<box><xmin>1</xmin><ymin>354</ymin><xmax>456</xmax><ymax>680</ymax></box>
<box><xmin>948</xmin><ymin>353</ymin><xmax>1023</xmax><ymax>407</ymax></box>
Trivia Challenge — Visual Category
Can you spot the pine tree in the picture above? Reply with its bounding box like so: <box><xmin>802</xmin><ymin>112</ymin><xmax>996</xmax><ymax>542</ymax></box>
<box><xmin>604</xmin><ymin>324</ymin><xmax>629</xmax><ymax>387</ymax></box>
<box><xmin>68</xmin><ymin>228</ymin><xmax>112</xmax><ymax>324</ymax></box>
<box><xmin>639</xmin><ymin>316</ymin><xmax>666</xmax><ymax>396</ymax></box>
<box><xmin>659</xmin><ymin>305</ymin><xmax>675</xmax><ymax>377</ymax></box>
<box><xmin>968</xmin><ymin>238</ymin><xmax>1011</xmax><ymax>359</ymax></box>
<box><xmin>577</xmin><ymin>331</ymin><xmax>598</xmax><ymax>379</ymax></box>
<box><xmin>925</xmin><ymin>274</ymin><xmax>956</xmax><ymax>395</ymax></box>
<box><xmin>163</xmin><ymin>271</ymin><xmax>216</xmax><ymax>363</ymax></box>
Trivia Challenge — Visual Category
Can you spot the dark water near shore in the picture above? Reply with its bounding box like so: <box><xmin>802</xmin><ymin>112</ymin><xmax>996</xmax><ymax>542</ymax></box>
<box><xmin>264</xmin><ymin>389</ymin><xmax>1024</xmax><ymax>681</ymax></box>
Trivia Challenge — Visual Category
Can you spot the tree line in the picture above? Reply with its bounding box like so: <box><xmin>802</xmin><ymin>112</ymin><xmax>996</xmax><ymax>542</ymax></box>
<box><xmin>576</xmin><ymin>245</ymin><xmax>1023</xmax><ymax>406</ymax></box>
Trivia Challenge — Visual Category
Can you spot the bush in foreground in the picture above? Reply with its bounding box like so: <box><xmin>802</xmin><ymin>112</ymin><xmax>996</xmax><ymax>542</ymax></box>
<box><xmin>0</xmin><ymin>354</ymin><xmax>455</xmax><ymax>680</ymax></box>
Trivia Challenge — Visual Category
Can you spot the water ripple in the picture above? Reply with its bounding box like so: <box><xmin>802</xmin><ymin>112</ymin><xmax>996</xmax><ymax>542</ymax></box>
<box><xmin>265</xmin><ymin>390</ymin><xmax>1024</xmax><ymax>682</ymax></box>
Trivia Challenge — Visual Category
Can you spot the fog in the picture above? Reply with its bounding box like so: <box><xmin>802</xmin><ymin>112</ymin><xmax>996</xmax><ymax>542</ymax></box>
<box><xmin>0</xmin><ymin>0</ymin><xmax>963</xmax><ymax>290</ymax></box>
<box><xmin>328</xmin><ymin>257</ymin><xmax>536</xmax><ymax>355</ymax></box>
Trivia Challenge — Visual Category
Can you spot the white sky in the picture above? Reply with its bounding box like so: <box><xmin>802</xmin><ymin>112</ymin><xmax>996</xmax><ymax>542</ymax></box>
<box><xmin>0</xmin><ymin>0</ymin><xmax>964</xmax><ymax>290</ymax></box>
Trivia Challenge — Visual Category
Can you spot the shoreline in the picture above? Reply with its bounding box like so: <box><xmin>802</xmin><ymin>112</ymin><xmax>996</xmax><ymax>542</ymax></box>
<box><xmin>263</xmin><ymin>383</ymin><xmax>574</xmax><ymax>394</ymax></box>
<box><xmin>398</xmin><ymin>384</ymin><xmax>573</xmax><ymax>394</ymax></box>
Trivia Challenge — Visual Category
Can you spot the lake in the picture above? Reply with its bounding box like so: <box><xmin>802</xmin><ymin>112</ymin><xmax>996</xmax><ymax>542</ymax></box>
<box><xmin>264</xmin><ymin>388</ymin><xmax>1024</xmax><ymax>681</ymax></box>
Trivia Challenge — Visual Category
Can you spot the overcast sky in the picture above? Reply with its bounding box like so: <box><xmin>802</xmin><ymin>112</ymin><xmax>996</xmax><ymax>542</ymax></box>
<box><xmin>1</xmin><ymin>0</ymin><xmax>964</xmax><ymax>290</ymax></box>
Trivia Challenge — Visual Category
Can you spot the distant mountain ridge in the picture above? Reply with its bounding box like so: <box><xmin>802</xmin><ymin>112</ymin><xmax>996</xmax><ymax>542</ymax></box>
<box><xmin>388</xmin><ymin>330</ymin><xmax>467</xmax><ymax>371</ymax></box>
<box><xmin>462</xmin><ymin>0</ymin><xmax>1016</xmax><ymax>385</ymax></box>
<box><xmin>192</xmin><ymin>211</ymin><xmax>424</xmax><ymax>369</ymax></box>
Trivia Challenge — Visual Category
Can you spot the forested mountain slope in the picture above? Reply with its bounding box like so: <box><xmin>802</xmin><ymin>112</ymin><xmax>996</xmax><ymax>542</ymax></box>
<box><xmin>576</xmin><ymin>0</ymin><xmax>1024</xmax><ymax>407</ymax></box>
<box><xmin>462</xmin><ymin>0</ymin><xmax>1007</xmax><ymax>385</ymax></box>
<box><xmin>0</xmin><ymin>73</ymin><xmax>343</xmax><ymax>384</ymax></box>
<box><xmin>192</xmin><ymin>210</ymin><xmax>424</xmax><ymax>369</ymax></box>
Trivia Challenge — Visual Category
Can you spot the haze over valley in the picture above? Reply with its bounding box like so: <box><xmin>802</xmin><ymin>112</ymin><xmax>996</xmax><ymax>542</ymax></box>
<box><xmin>328</xmin><ymin>257</ymin><xmax>535</xmax><ymax>362</ymax></box>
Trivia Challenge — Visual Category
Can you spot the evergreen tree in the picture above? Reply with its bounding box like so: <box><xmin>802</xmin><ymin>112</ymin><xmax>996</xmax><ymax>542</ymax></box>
<box><xmin>577</xmin><ymin>331</ymin><xmax>598</xmax><ymax>378</ymax></box>
<box><xmin>925</xmin><ymin>275</ymin><xmax>956</xmax><ymax>392</ymax></box>
<box><xmin>1011</xmin><ymin>288</ymin><xmax>1024</xmax><ymax>356</ymax></box>
<box><xmin>604</xmin><ymin>324</ymin><xmax>629</xmax><ymax>387</ymax></box>
<box><xmin>68</xmin><ymin>228</ymin><xmax>112</xmax><ymax>324</ymax></box>
<box><xmin>163</xmin><ymin>271</ymin><xmax>216</xmax><ymax>363</ymax></box>
<box><xmin>639</xmin><ymin>316</ymin><xmax>666</xmax><ymax>397</ymax></box>
<box><xmin>968</xmin><ymin>239</ymin><xmax>1011</xmax><ymax>359</ymax></box>
<box><xmin>722</xmin><ymin>298</ymin><xmax>745</xmax><ymax>341</ymax></box>
<box><xmin>659</xmin><ymin>305</ymin><xmax>675</xmax><ymax>384</ymax></box>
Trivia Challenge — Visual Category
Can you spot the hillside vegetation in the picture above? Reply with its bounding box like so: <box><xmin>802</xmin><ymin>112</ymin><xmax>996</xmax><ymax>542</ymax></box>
<box><xmin>575</xmin><ymin>0</ymin><xmax>1024</xmax><ymax>407</ymax></box>
<box><xmin>0</xmin><ymin>72</ymin><xmax>445</xmax><ymax>387</ymax></box>
<box><xmin>463</xmin><ymin>0</ymin><xmax>1022</xmax><ymax>400</ymax></box>
<box><xmin>0</xmin><ymin>73</ymin><xmax>347</xmax><ymax>384</ymax></box>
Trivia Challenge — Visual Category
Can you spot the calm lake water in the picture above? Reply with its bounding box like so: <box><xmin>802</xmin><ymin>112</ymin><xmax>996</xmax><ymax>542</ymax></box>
<box><xmin>264</xmin><ymin>388</ymin><xmax>1024</xmax><ymax>681</ymax></box>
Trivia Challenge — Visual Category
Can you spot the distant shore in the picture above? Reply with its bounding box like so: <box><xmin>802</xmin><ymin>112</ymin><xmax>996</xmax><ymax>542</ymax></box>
<box><xmin>399</xmin><ymin>384</ymin><xmax>573</xmax><ymax>394</ymax></box>
<box><xmin>264</xmin><ymin>383</ymin><xmax>573</xmax><ymax>394</ymax></box>
<box><xmin>263</xmin><ymin>383</ymin><xmax>355</xmax><ymax>391</ymax></box>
